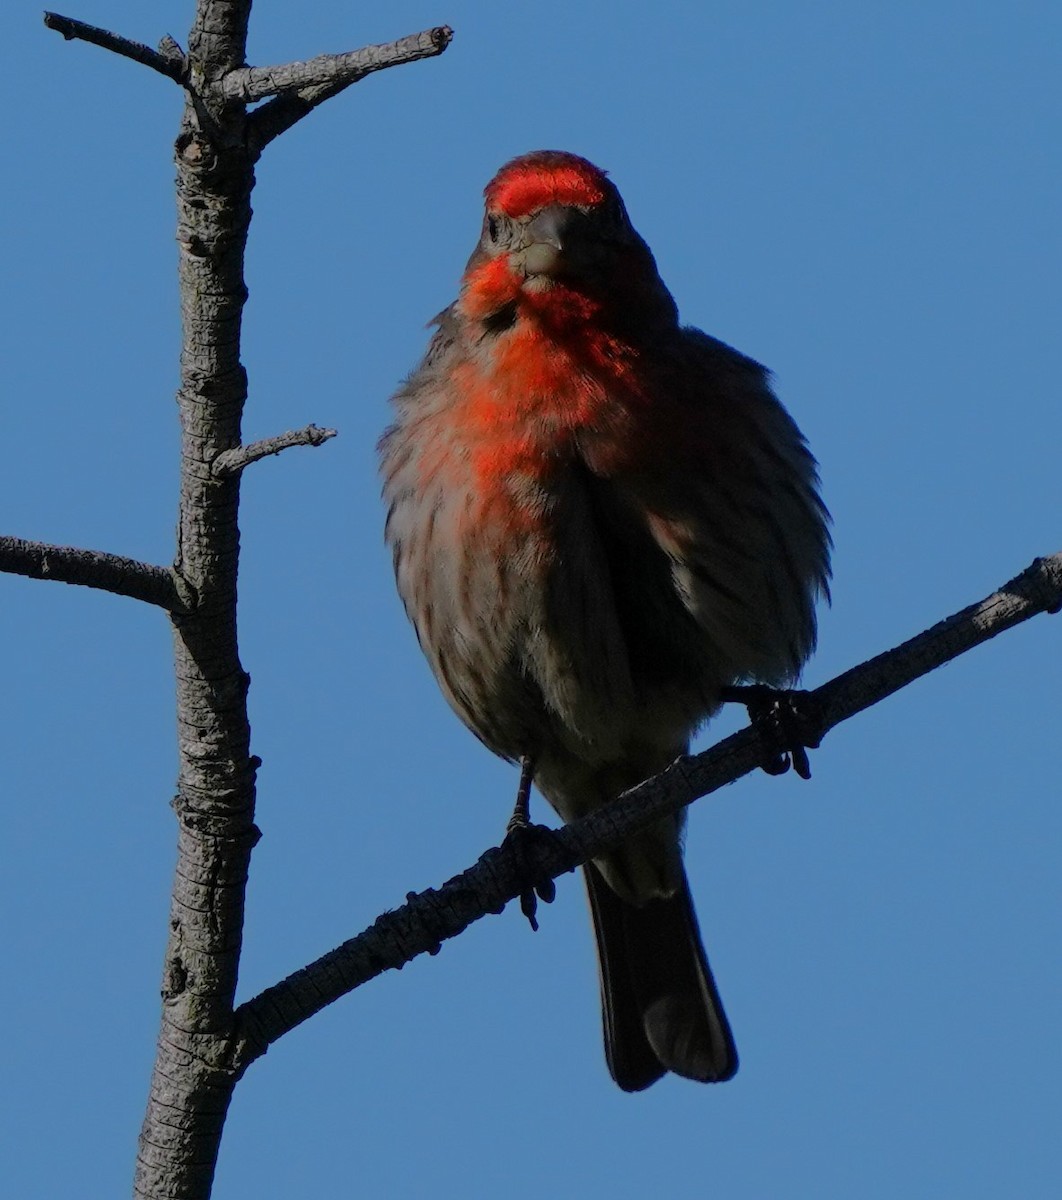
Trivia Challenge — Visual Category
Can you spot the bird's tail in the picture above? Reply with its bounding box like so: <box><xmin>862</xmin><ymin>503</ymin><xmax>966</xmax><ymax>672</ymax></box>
<box><xmin>584</xmin><ymin>860</ymin><xmax>738</xmax><ymax>1091</ymax></box>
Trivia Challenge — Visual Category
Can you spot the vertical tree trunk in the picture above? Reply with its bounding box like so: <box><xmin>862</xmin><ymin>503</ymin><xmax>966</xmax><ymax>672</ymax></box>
<box><xmin>135</xmin><ymin>7</ymin><xmax>258</xmax><ymax>1196</ymax></box>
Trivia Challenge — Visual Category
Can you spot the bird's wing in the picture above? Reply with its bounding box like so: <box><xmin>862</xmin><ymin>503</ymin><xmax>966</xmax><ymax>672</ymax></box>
<box><xmin>584</xmin><ymin>329</ymin><xmax>831</xmax><ymax>687</ymax></box>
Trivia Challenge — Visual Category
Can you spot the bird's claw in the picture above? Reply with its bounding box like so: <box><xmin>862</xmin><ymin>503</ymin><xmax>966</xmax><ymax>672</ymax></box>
<box><xmin>502</xmin><ymin>821</ymin><xmax>557</xmax><ymax>932</ymax></box>
<box><xmin>721</xmin><ymin>685</ymin><xmax>821</xmax><ymax>780</ymax></box>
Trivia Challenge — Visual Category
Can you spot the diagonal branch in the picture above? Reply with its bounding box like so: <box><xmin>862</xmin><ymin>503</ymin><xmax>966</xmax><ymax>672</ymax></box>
<box><xmin>0</xmin><ymin>535</ymin><xmax>191</xmax><ymax>611</ymax></box>
<box><xmin>43</xmin><ymin>12</ymin><xmax>186</xmax><ymax>82</ymax></box>
<box><xmin>211</xmin><ymin>424</ymin><xmax>337</xmax><ymax>477</ymax></box>
<box><xmin>232</xmin><ymin>551</ymin><xmax>1062</xmax><ymax>1068</ymax></box>
<box><xmin>247</xmin><ymin>26</ymin><xmax>453</xmax><ymax>150</ymax></box>
<box><xmin>247</xmin><ymin>79</ymin><xmax>357</xmax><ymax>150</ymax></box>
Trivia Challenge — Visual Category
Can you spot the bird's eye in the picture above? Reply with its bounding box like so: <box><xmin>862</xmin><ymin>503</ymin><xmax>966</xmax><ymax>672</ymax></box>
<box><xmin>487</xmin><ymin>215</ymin><xmax>500</xmax><ymax>243</ymax></box>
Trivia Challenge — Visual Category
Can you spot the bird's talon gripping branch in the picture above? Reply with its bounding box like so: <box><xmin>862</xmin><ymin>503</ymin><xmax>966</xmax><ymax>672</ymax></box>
<box><xmin>791</xmin><ymin>744</ymin><xmax>813</xmax><ymax>781</ymax></box>
<box><xmin>519</xmin><ymin>888</ymin><xmax>541</xmax><ymax>930</ymax></box>
<box><xmin>761</xmin><ymin>752</ymin><xmax>791</xmax><ymax>777</ymax></box>
<box><xmin>501</xmin><ymin>760</ymin><xmax>557</xmax><ymax>930</ymax></box>
<box><xmin>721</xmin><ymin>685</ymin><xmax>821</xmax><ymax>780</ymax></box>
<box><xmin>534</xmin><ymin>872</ymin><xmax>557</xmax><ymax>906</ymax></box>
<box><xmin>501</xmin><ymin>823</ymin><xmax>558</xmax><ymax>932</ymax></box>
<box><xmin>501</xmin><ymin>824</ymin><xmax>556</xmax><ymax>931</ymax></box>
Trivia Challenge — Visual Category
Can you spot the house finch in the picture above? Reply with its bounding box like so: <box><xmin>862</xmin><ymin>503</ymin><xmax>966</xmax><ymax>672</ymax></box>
<box><xmin>380</xmin><ymin>150</ymin><xmax>830</xmax><ymax>1091</ymax></box>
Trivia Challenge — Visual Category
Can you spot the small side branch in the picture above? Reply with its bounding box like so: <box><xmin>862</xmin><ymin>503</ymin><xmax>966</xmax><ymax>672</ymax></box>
<box><xmin>211</xmin><ymin>425</ymin><xmax>337</xmax><ymax>477</ymax></box>
<box><xmin>0</xmin><ymin>536</ymin><xmax>189</xmax><ymax>612</ymax></box>
<box><xmin>233</xmin><ymin>551</ymin><xmax>1062</xmax><ymax>1067</ymax></box>
<box><xmin>247</xmin><ymin>26</ymin><xmax>453</xmax><ymax>150</ymax></box>
<box><xmin>43</xmin><ymin>12</ymin><xmax>186</xmax><ymax>82</ymax></box>
<box><xmin>225</xmin><ymin>27</ymin><xmax>453</xmax><ymax>102</ymax></box>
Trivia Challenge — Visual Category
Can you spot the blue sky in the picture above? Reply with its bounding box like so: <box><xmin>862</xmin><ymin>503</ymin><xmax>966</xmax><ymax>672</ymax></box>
<box><xmin>3</xmin><ymin>2</ymin><xmax>1060</xmax><ymax>1197</ymax></box>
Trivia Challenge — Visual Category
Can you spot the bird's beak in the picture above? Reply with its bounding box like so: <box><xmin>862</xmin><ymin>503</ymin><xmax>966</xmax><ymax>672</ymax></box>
<box><xmin>520</xmin><ymin>205</ymin><xmax>571</xmax><ymax>278</ymax></box>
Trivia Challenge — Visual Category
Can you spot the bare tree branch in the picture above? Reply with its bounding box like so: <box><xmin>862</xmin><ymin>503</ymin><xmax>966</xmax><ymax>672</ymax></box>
<box><xmin>247</xmin><ymin>79</ymin><xmax>356</xmax><ymax>151</ymax></box>
<box><xmin>232</xmin><ymin>551</ymin><xmax>1062</xmax><ymax>1066</ymax></box>
<box><xmin>225</xmin><ymin>26</ymin><xmax>453</xmax><ymax>102</ymax></box>
<box><xmin>247</xmin><ymin>26</ymin><xmax>453</xmax><ymax>150</ymax></box>
<box><xmin>37</xmin><ymin>5</ymin><xmax>447</xmax><ymax>1198</ymax></box>
<box><xmin>211</xmin><ymin>425</ymin><xmax>337</xmax><ymax>477</ymax></box>
<box><xmin>43</xmin><ymin>12</ymin><xmax>186</xmax><ymax>82</ymax></box>
<box><xmin>131</xmin><ymin>2</ymin><xmax>260</xmax><ymax>1193</ymax></box>
<box><xmin>0</xmin><ymin>535</ymin><xmax>190</xmax><ymax>611</ymax></box>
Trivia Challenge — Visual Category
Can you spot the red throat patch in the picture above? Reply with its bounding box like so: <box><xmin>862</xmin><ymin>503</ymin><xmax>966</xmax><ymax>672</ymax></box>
<box><xmin>460</xmin><ymin>256</ymin><xmax>521</xmax><ymax>321</ymax></box>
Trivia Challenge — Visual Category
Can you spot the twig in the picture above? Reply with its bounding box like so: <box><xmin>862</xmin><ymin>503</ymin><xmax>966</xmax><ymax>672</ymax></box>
<box><xmin>43</xmin><ymin>12</ymin><xmax>186</xmax><ymax>82</ymax></box>
<box><xmin>232</xmin><ymin>551</ymin><xmax>1062</xmax><ymax>1066</ymax></box>
<box><xmin>212</xmin><ymin>425</ymin><xmax>337</xmax><ymax>477</ymax></box>
<box><xmin>248</xmin><ymin>26</ymin><xmax>453</xmax><ymax>150</ymax></box>
<box><xmin>225</xmin><ymin>27</ymin><xmax>452</xmax><ymax>102</ymax></box>
<box><xmin>0</xmin><ymin>535</ymin><xmax>190</xmax><ymax>612</ymax></box>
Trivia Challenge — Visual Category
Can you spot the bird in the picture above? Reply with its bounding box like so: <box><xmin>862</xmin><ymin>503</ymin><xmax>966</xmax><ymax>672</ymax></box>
<box><xmin>379</xmin><ymin>150</ymin><xmax>831</xmax><ymax>1091</ymax></box>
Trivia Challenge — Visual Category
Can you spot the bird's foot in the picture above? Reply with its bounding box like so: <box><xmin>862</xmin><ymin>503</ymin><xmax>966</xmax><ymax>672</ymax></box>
<box><xmin>504</xmin><ymin>757</ymin><xmax>555</xmax><ymax>931</ymax></box>
<box><xmin>502</xmin><ymin>820</ymin><xmax>557</xmax><ymax>932</ymax></box>
<box><xmin>720</xmin><ymin>685</ymin><xmax>823</xmax><ymax>780</ymax></box>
